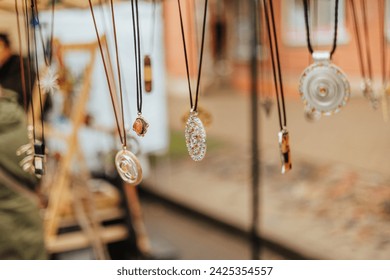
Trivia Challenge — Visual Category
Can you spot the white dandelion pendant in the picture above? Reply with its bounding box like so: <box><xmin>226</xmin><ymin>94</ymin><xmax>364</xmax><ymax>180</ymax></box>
<box><xmin>299</xmin><ymin>51</ymin><xmax>350</xmax><ymax>117</ymax></box>
<box><xmin>185</xmin><ymin>110</ymin><xmax>207</xmax><ymax>161</ymax></box>
<box><xmin>115</xmin><ymin>148</ymin><xmax>143</xmax><ymax>185</ymax></box>
<box><xmin>40</xmin><ymin>66</ymin><xmax>59</xmax><ymax>94</ymax></box>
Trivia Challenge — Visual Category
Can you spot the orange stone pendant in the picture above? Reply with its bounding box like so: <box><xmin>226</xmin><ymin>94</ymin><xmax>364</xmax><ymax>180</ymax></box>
<box><xmin>144</xmin><ymin>55</ymin><xmax>152</xmax><ymax>93</ymax></box>
<box><xmin>278</xmin><ymin>128</ymin><xmax>292</xmax><ymax>174</ymax></box>
<box><xmin>132</xmin><ymin>114</ymin><xmax>149</xmax><ymax>137</ymax></box>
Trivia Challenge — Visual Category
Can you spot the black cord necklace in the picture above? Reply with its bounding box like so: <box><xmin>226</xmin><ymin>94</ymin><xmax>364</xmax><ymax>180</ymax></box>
<box><xmin>178</xmin><ymin>0</ymin><xmax>208</xmax><ymax>162</ymax></box>
<box><xmin>131</xmin><ymin>0</ymin><xmax>149</xmax><ymax>137</ymax></box>
<box><xmin>88</xmin><ymin>0</ymin><xmax>143</xmax><ymax>185</ymax></box>
<box><xmin>141</xmin><ymin>0</ymin><xmax>156</xmax><ymax>93</ymax></box>
<box><xmin>262</xmin><ymin>0</ymin><xmax>291</xmax><ymax>174</ymax></box>
<box><xmin>299</xmin><ymin>0</ymin><xmax>350</xmax><ymax>119</ymax></box>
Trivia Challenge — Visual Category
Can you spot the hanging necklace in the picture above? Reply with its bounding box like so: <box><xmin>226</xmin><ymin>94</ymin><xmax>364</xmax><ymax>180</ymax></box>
<box><xmin>29</xmin><ymin>0</ymin><xmax>47</xmax><ymax>176</ymax></box>
<box><xmin>262</xmin><ymin>0</ymin><xmax>291</xmax><ymax>174</ymax></box>
<box><xmin>349</xmin><ymin>0</ymin><xmax>378</xmax><ymax>109</ymax></box>
<box><xmin>131</xmin><ymin>0</ymin><xmax>149</xmax><ymax>137</ymax></box>
<box><xmin>178</xmin><ymin>0</ymin><xmax>208</xmax><ymax>162</ymax></box>
<box><xmin>140</xmin><ymin>0</ymin><xmax>156</xmax><ymax>93</ymax></box>
<box><xmin>88</xmin><ymin>0</ymin><xmax>142</xmax><ymax>185</ymax></box>
<box><xmin>299</xmin><ymin>0</ymin><xmax>350</xmax><ymax>119</ymax></box>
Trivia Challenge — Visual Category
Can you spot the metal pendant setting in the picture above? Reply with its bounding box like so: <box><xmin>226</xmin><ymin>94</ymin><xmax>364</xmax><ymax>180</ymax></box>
<box><xmin>132</xmin><ymin>114</ymin><xmax>149</xmax><ymax>137</ymax></box>
<box><xmin>33</xmin><ymin>142</ymin><xmax>46</xmax><ymax>176</ymax></box>
<box><xmin>278</xmin><ymin>128</ymin><xmax>292</xmax><ymax>174</ymax></box>
<box><xmin>299</xmin><ymin>51</ymin><xmax>350</xmax><ymax>117</ymax></box>
<box><xmin>185</xmin><ymin>110</ymin><xmax>207</xmax><ymax>161</ymax></box>
<box><xmin>115</xmin><ymin>148</ymin><xmax>142</xmax><ymax>185</ymax></box>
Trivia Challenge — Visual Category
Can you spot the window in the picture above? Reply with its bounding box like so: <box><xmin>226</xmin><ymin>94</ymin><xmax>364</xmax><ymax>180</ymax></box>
<box><xmin>282</xmin><ymin>0</ymin><xmax>349</xmax><ymax>47</ymax></box>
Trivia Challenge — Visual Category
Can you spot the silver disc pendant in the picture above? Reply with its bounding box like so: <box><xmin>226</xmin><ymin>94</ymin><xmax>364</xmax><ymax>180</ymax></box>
<box><xmin>115</xmin><ymin>148</ymin><xmax>142</xmax><ymax>185</ymax></box>
<box><xmin>185</xmin><ymin>111</ymin><xmax>207</xmax><ymax>161</ymax></box>
<box><xmin>299</xmin><ymin>51</ymin><xmax>350</xmax><ymax>116</ymax></box>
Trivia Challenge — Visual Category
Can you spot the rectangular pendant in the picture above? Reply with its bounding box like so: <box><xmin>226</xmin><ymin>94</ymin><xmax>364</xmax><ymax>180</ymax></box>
<box><xmin>278</xmin><ymin>129</ymin><xmax>292</xmax><ymax>174</ymax></box>
<box><xmin>34</xmin><ymin>142</ymin><xmax>45</xmax><ymax>176</ymax></box>
<box><xmin>144</xmin><ymin>55</ymin><xmax>152</xmax><ymax>93</ymax></box>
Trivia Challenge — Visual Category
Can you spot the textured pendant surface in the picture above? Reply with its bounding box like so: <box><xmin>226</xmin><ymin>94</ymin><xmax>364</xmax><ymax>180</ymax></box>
<box><xmin>185</xmin><ymin>111</ymin><xmax>207</xmax><ymax>161</ymax></box>
<box><xmin>115</xmin><ymin>149</ymin><xmax>142</xmax><ymax>185</ymax></box>
<box><xmin>41</xmin><ymin>66</ymin><xmax>59</xmax><ymax>94</ymax></box>
<box><xmin>278</xmin><ymin>129</ymin><xmax>291</xmax><ymax>174</ymax></box>
<box><xmin>132</xmin><ymin>115</ymin><xmax>149</xmax><ymax>137</ymax></box>
<box><xmin>299</xmin><ymin>52</ymin><xmax>350</xmax><ymax>116</ymax></box>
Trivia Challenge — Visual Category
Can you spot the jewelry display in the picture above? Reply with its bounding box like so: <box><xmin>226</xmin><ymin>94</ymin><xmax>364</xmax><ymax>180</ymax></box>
<box><xmin>299</xmin><ymin>0</ymin><xmax>350</xmax><ymax>118</ymax></box>
<box><xmin>178</xmin><ymin>0</ymin><xmax>208</xmax><ymax>161</ymax></box>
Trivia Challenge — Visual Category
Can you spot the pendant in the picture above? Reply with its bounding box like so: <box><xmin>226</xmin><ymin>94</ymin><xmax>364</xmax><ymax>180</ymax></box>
<box><xmin>40</xmin><ymin>65</ymin><xmax>59</xmax><ymax>94</ymax></box>
<box><xmin>185</xmin><ymin>110</ymin><xmax>207</xmax><ymax>161</ymax></box>
<box><xmin>115</xmin><ymin>148</ymin><xmax>142</xmax><ymax>185</ymax></box>
<box><xmin>361</xmin><ymin>79</ymin><xmax>378</xmax><ymax>109</ymax></box>
<box><xmin>144</xmin><ymin>55</ymin><xmax>152</xmax><ymax>93</ymax></box>
<box><xmin>181</xmin><ymin>106</ymin><xmax>212</xmax><ymax>127</ymax></box>
<box><xmin>132</xmin><ymin>114</ymin><xmax>149</xmax><ymax>137</ymax></box>
<box><xmin>33</xmin><ymin>142</ymin><xmax>46</xmax><ymax>176</ymax></box>
<box><xmin>299</xmin><ymin>51</ymin><xmax>350</xmax><ymax>117</ymax></box>
<box><xmin>381</xmin><ymin>84</ymin><xmax>390</xmax><ymax>122</ymax></box>
<box><xmin>278</xmin><ymin>128</ymin><xmax>291</xmax><ymax>174</ymax></box>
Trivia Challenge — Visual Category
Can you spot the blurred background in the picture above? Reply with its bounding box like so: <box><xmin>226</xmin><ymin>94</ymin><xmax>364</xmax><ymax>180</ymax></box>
<box><xmin>0</xmin><ymin>0</ymin><xmax>389</xmax><ymax>260</ymax></box>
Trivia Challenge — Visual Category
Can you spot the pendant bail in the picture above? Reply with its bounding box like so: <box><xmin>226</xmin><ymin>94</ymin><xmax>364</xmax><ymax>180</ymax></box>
<box><xmin>312</xmin><ymin>51</ymin><xmax>331</xmax><ymax>63</ymax></box>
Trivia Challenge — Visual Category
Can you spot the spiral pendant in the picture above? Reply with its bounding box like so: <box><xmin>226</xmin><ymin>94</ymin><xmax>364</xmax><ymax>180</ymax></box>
<box><xmin>299</xmin><ymin>52</ymin><xmax>350</xmax><ymax>116</ymax></box>
<box><xmin>115</xmin><ymin>148</ymin><xmax>142</xmax><ymax>185</ymax></box>
<box><xmin>185</xmin><ymin>111</ymin><xmax>207</xmax><ymax>161</ymax></box>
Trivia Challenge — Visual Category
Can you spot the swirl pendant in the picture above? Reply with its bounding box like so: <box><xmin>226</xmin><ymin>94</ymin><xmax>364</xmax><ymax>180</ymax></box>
<box><xmin>115</xmin><ymin>148</ymin><xmax>142</xmax><ymax>185</ymax></box>
<box><xmin>185</xmin><ymin>111</ymin><xmax>207</xmax><ymax>161</ymax></box>
<box><xmin>299</xmin><ymin>51</ymin><xmax>350</xmax><ymax>117</ymax></box>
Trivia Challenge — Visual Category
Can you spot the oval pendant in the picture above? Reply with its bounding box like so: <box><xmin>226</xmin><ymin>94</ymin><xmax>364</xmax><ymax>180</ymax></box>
<box><xmin>115</xmin><ymin>148</ymin><xmax>142</xmax><ymax>185</ymax></box>
<box><xmin>132</xmin><ymin>114</ymin><xmax>149</xmax><ymax>137</ymax></box>
<box><xmin>185</xmin><ymin>111</ymin><xmax>207</xmax><ymax>161</ymax></box>
<box><xmin>299</xmin><ymin>52</ymin><xmax>350</xmax><ymax>116</ymax></box>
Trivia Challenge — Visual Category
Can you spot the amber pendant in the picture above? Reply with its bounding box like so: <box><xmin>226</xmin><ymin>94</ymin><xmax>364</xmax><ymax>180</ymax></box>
<box><xmin>132</xmin><ymin>114</ymin><xmax>149</xmax><ymax>137</ymax></box>
<box><xmin>278</xmin><ymin>128</ymin><xmax>291</xmax><ymax>174</ymax></box>
<box><xmin>33</xmin><ymin>142</ymin><xmax>46</xmax><ymax>176</ymax></box>
<box><xmin>144</xmin><ymin>55</ymin><xmax>152</xmax><ymax>93</ymax></box>
<box><xmin>185</xmin><ymin>110</ymin><xmax>207</xmax><ymax>161</ymax></box>
<box><xmin>115</xmin><ymin>148</ymin><xmax>142</xmax><ymax>185</ymax></box>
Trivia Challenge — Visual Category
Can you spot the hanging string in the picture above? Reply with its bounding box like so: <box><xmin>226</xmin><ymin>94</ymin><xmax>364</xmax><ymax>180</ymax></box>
<box><xmin>177</xmin><ymin>0</ymin><xmax>208</xmax><ymax>112</ymax></box>
<box><xmin>349</xmin><ymin>0</ymin><xmax>366</xmax><ymax>80</ymax></box>
<box><xmin>262</xmin><ymin>0</ymin><xmax>287</xmax><ymax>129</ymax></box>
<box><xmin>130</xmin><ymin>0</ymin><xmax>143</xmax><ymax>113</ymax></box>
<box><xmin>303</xmin><ymin>0</ymin><xmax>339</xmax><ymax>58</ymax></box>
<box><xmin>31</xmin><ymin>0</ymin><xmax>45</xmax><ymax>143</ymax></box>
<box><xmin>140</xmin><ymin>0</ymin><xmax>156</xmax><ymax>55</ymax></box>
<box><xmin>360</xmin><ymin>0</ymin><xmax>372</xmax><ymax>80</ymax></box>
<box><xmin>88</xmin><ymin>0</ymin><xmax>127</xmax><ymax>147</ymax></box>
<box><xmin>14</xmin><ymin>0</ymin><xmax>28</xmax><ymax>112</ymax></box>
<box><xmin>378</xmin><ymin>0</ymin><xmax>386</xmax><ymax>85</ymax></box>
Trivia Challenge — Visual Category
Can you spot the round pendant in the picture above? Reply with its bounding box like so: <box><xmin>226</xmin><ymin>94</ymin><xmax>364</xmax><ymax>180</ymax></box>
<box><xmin>115</xmin><ymin>148</ymin><xmax>142</xmax><ymax>185</ymax></box>
<box><xmin>185</xmin><ymin>111</ymin><xmax>207</xmax><ymax>161</ymax></box>
<box><xmin>299</xmin><ymin>52</ymin><xmax>350</xmax><ymax>116</ymax></box>
<box><xmin>132</xmin><ymin>114</ymin><xmax>149</xmax><ymax>137</ymax></box>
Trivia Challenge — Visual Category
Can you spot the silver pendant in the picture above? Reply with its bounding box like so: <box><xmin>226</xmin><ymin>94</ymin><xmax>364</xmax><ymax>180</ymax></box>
<box><xmin>185</xmin><ymin>110</ymin><xmax>207</xmax><ymax>161</ymax></box>
<box><xmin>278</xmin><ymin>128</ymin><xmax>291</xmax><ymax>174</ymax></box>
<box><xmin>115</xmin><ymin>148</ymin><xmax>142</xmax><ymax>185</ymax></box>
<box><xmin>299</xmin><ymin>51</ymin><xmax>350</xmax><ymax>117</ymax></box>
<box><xmin>361</xmin><ymin>79</ymin><xmax>378</xmax><ymax>109</ymax></box>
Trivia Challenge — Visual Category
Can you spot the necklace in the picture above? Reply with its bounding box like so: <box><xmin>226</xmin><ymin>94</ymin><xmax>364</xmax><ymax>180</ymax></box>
<box><xmin>299</xmin><ymin>0</ymin><xmax>350</xmax><ymax>119</ymax></box>
<box><xmin>378</xmin><ymin>0</ymin><xmax>389</xmax><ymax>121</ymax></box>
<box><xmin>131</xmin><ymin>0</ymin><xmax>149</xmax><ymax>137</ymax></box>
<box><xmin>88</xmin><ymin>0</ymin><xmax>142</xmax><ymax>185</ymax></box>
<box><xmin>349</xmin><ymin>0</ymin><xmax>378</xmax><ymax>109</ymax></box>
<box><xmin>177</xmin><ymin>0</ymin><xmax>208</xmax><ymax>162</ymax></box>
<box><xmin>262</xmin><ymin>0</ymin><xmax>291</xmax><ymax>174</ymax></box>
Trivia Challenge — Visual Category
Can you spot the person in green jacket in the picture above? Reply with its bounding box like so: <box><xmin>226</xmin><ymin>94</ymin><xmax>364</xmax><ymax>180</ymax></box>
<box><xmin>0</xmin><ymin>87</ymin><xmax>46</xmax><ymax>259</ymax></box>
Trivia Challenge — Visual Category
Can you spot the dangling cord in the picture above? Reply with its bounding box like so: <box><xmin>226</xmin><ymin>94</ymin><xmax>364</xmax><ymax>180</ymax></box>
<box><xmin>177</xmin><ymin>0</ymin><xmax>208</xmax><ymax>112</ymax></box>
<box><xmin>360</xmin><ymin>0</ymin><xmax>373</xmax><ymax>81</ymax></box>
<box><xmin>262</xmin><ymin>0</ymin><xmax>287</xmax><ymax>130</ymax></box>
<box><xmin>88</xmin><ymin>0</ymin><xmax>127</xmax><ymax>148</ymax></box>
<box><xmin>379</xmin><ymin>0</ymin><xmax>388</xmax><ymax>121</ymax></box>
<box><xmin>303</xmin><ymin>0</ymin><xmax>339</xmax><ymax>58</ymax></box>
<box><xmin>140</xmin><ymin>0</ymin><xmax>156</xmax><ymax>56</ymax></box>
<box><xmin>349</xmin><ymin>0</ymin><xmax>366</xmax><ymax>81</ymax></box>
<box><xmin>14</xmin><ymin>0</ymin><xmax>28</xmax><ymax>112</ymax></box>
<box><xmin>31</xmin><ymin>0</ymin><xmax>45</xmax><ymax>144</ymax></box>
<box><xmin>130</xmin><ymin>0</ymin><xmax>143</xmax><ymax>114</ymax></box>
